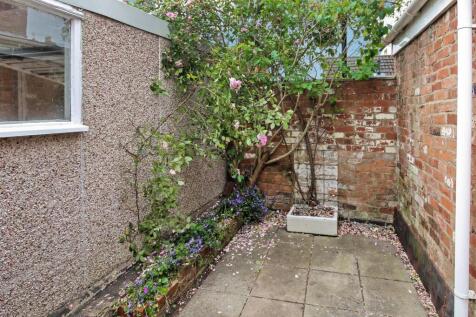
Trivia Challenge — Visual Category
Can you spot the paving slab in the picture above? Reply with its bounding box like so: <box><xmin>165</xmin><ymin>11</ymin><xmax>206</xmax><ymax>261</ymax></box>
<box><xmin>251</xmin><ymin>265</ymin><xmax>308</xmax><ymax>303</ymax></box>
<box><xmin>241</xmin><ymin>297</ymin><xmax>304</xmax><ymax>317</ymax></box>
<box><xmin>201</xmin><ymin>254</ymin><xmax>262</xmax><ymax>295</ymax></box>
<box><xmin>275</xmin><ymin>229</ymin><xmax>313</xmax><ymax>248</ymax></box>
<box><xmin>178</xmin><ymin>228</ymin><xmax>422</xmax><ymax>317</ymax></box>
<box><xmin>361</xmin><ymin>277</ymin><xmax>426</xmax><ymax>317</ymax></box>
<box><xmin>356</xmin><ymin>249</ymin><xmax>411</xmax><ymax>282</ymax></box>
<box><xmin>178</xmin><ymin>289</ymin><xmax>247</xmax><ymax>317</ymax></box>
<box><xmin>201</xmin><ymin>270</ymin><xmax>258</xmax><ymax>295</ymax></box>
<box><xmin>311</xmin><ymin>249</ymin><xmax>358</xmax><ymax>275</ymax></box>
<box><xmin>314</xmin><ymin>235</ymin><xmax>355</xmax><ymax>251</ymax></box>
<box><xmin>266</xmin><ymin>241</ymin><xmax>312</xmax><ymax>268</ymax></box>
<box><xmin>352</xmin><ymin>236</ymin><xmax>397</xmax><ymax>254</ymax></box>
<box><xmin>304</xmin><ymin>305</ymin><xmax>360</xmax><ymax>317</ymax></box>
<box><xmin>306</xmin><ymin>270</ymin><xmax>363</xmax><ymax>311</ymax></box>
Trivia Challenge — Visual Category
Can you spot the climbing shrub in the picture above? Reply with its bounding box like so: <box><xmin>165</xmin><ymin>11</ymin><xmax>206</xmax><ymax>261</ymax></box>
<box><xmin>134</xmin><ymin>0</ymin><xmax>400</xmax><ymax>188</ymax></box>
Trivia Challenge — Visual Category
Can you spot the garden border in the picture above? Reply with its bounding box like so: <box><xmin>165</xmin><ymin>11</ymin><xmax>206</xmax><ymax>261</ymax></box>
<box><xmin>116</xmin><ymin>217</ymin><xmax>243</xmax><ymax>317</ymax></box>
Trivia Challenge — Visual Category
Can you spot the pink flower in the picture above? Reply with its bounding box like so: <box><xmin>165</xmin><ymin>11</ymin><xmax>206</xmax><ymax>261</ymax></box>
<box><xmin>185</xmin><ymin>0</ymin><xmax>194</xmax><ymax>6</ymax></box>
<box><xmin>166</xmin><ymin>12</ymin><xmax>178</xmax><ymax>20</ymax></box>
<box><xmin>229</xmin><ymin>77</ymin><xmax>242</xmax><ymax>92</ymax></box>
<box><xmin>240</xmin><ymin>27</ymin><xmax>248</xmax><ymax>33</ymax></box>
<box><xmin>257</xmin><ymin>134</ymin><xmax>268</xmax><ymax>147</ymax></box>
<box><xmin>175</xmin><ymin>60</ymin><xmax>184</xmax><ymax>68</ymax></box>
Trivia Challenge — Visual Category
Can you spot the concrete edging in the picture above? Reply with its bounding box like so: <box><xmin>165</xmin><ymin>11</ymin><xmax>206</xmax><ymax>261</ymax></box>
<box><xmin>58</xmin><ymin>0</ymin><xmax>170</xmax><ymax>38</ymax></box>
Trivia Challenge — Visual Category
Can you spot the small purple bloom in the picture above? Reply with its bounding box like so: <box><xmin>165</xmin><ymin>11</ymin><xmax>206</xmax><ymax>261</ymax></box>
<box><xmin>143</xmin><ymin>286</ymin><xmax>149</xmax><ymax>294</ymax></box>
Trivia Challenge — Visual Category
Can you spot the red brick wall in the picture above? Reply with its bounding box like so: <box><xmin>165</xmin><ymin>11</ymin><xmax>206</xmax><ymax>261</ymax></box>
<box><xmin>252</xmin><ymin>79</ymin><xmax>398</xmax><ymax>223</ymax></box>
<box><xmin>333</xmin><ymin>80</ymin><xmax>398</xmax><ymax>222</ymax></box>
<box><xmin>396</xmin><ymin>4</ymin><xmax>457</xmax><ymax>286</ymax></box>
<box><xmin>395</xmin><ymin>2</ymin><xmax>476</xmax><ymax>316</ymax></box>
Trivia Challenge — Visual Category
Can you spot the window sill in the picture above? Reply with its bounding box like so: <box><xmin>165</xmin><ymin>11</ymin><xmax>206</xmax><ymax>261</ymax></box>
<box><xmin>0</xmin><ymin>122</ymin><xmax>89</xmax><ymax>138</ymax></box>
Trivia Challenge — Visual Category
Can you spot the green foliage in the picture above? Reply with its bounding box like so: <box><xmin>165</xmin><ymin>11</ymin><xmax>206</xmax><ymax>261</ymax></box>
<box><xmin>121</xmin><ymin>127</ymin><xmax>197</xmax><ymax>261</ymax></box>
<box><xmin>218</xmin><ymin>186</ymin><xmax>269</xmax><ymax>224</ymax></box>
<box><xmin>150</xmin><ymin>78</ymin><xmax>169</xmax><ymax>96</ymax></box>
<box><xmin>118</xmin><ymin>189</ymin><xmax>269</xmax><ymax>316</ymax></box>
<box><xmin>134</xmin><ymin>0</ymin><xmax>399</xmax><ymax>184</ymax></box>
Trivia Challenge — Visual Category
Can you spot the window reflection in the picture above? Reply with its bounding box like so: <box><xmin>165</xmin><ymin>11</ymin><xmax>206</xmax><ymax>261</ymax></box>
<box><xmin>0</xmin><ymin>0</ymin><xmax>70</xmax><ymax>123</ymax></box>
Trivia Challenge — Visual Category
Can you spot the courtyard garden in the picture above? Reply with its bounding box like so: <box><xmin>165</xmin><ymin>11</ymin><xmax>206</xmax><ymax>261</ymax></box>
<box><xmin>74</xmin><ymin>0</ymin><xmax>440</xmax><ymax>316</ymax></box>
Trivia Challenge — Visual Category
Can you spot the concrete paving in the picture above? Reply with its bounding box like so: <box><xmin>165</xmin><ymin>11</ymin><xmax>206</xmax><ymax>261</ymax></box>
<box><xmin>178</xmin><ymin>229</ymin><xmax>427</xmax><ymax>317</ymax></box>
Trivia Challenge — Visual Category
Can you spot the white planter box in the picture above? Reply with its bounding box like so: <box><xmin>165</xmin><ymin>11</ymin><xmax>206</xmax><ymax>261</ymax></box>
<box><xmin>287</xmin><ymin>204</ymin><xmax>338</xmax><ymax>236</ymax></box>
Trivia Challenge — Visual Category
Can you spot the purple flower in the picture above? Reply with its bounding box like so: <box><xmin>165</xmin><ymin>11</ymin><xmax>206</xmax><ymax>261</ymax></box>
<box><xmin>143</xmin><ymin>286</ymin><xmax>149</xmax><ymax>294</ymax></box>
<box><xmin>229</xmin><ymin>77</ymin><xmax>242</xmax><ymax>92</ymax></box>
<box><xmin>186</xmin><ymin>237</ymin><xmax>204</xmax><ymax>254</ymax></box>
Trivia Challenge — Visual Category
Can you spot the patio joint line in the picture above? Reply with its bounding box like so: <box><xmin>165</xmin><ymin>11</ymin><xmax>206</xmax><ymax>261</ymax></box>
<box><xmin>248</xmin><ymin>295</ymin><xmax>305</xmax><ymax>305</ymax></box>
<box><xmin>304</xmin><ymin>302</ymin><xmax>362</xmax><ymax>313</ymax></box>
<box><xmin>302</xmin><ymin>238</ymin><xmax>314</xmax><ymax>317</ymax></box>
<box><xmin>308</xmin><ymin>267</ymin><xmax>356</xmax><ymax>276</ymax></box>
<box><xmin>356</xmin><ymin>257</ymin><xmax>367</xmax><ymax>315</ymax></box>
<box><xmin>358</xmin><ymin>274</ymin><xmax>413</xmax><ymax>283</ymax></box>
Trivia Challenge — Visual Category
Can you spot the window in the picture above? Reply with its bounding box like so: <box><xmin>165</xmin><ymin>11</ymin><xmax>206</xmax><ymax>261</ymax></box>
<box><xmin>0</xmin><ymin>0</ymin><xmax>87</xmax><ymax>137</ymax></box>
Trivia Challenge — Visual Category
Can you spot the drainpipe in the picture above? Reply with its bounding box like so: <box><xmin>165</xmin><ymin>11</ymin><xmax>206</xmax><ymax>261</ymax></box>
<box><xmin>454</xmin><ymin>0</ymin><xmax>474</xmax><ymax>315</ymax></box>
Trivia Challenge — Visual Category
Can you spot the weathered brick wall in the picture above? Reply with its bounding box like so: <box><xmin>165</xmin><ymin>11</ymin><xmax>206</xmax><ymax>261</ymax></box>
<box><xmin>253</xmin><ymin>79</ymin><xmax>398</xmax><ymax>223</ymax></box>
<box><xmin>394</xmin><ymin>3</ymin><xmax>476</xmax><ymax>316</ymax></box>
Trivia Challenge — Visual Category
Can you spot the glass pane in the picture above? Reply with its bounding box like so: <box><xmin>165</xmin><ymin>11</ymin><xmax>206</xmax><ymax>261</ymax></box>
<box><xmin>0</xmin><ymin>0</ymin><xmax>70</xmax><ymax>123</ymax></box>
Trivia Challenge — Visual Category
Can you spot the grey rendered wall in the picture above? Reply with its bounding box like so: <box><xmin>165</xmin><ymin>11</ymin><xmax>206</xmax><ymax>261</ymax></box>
<box><xmin>0</xmin><ymin>12</ymin><xmax>226</xmax><ymax>316</ymax></box>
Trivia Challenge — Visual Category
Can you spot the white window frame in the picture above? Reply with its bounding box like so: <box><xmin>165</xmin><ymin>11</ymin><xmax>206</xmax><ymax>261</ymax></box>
<box><xmin>0</xmin><ymin>0</ymin><xmax>88</xmax><ymax>138</ymax></box>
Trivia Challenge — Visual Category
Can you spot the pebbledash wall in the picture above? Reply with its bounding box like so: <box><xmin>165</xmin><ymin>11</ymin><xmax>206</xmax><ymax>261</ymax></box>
<box><xmin>392</xmin><ymin>1</ymin><xmax>475</xmax><ymax>316</ymax></box>
<box><xmin>256</xmin><ymin>79</ymin><xmax>399</xmax><ymax>223</ymax></box>
<box><xmin>0</xmin><ymin>4</ymin><xmax>226</xmax><ymax>317</ymax></box>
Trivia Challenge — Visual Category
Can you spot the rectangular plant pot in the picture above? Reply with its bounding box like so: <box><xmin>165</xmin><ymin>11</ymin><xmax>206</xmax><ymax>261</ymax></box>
<box><xmin>287</xmin><ymin>204</ymin><xmax>338</xmax><ymax>236</ymax></box>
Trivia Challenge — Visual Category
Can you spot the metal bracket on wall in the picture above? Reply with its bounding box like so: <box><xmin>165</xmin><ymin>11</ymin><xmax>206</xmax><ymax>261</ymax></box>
<box><xmin>468</xmin><ymin>290</ymin><xmax>476</xmax><ymax>300</ymax></box>
<box><xmin>454</xmin><ymin>289</ymin><xmax>476</xmax><ymax>300</ymax></box>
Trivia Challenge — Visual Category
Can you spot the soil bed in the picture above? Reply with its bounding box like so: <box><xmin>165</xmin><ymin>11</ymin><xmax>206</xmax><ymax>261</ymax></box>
<box><xmin>292</xmin><ymin>205</ymin><xmax>335</xmax><ymax>218</ymax></box>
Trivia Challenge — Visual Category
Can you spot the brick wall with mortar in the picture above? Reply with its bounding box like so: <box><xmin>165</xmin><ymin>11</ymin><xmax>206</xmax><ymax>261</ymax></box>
<box><xmin>394</xmin><ymin>2</ymin><xmax>476</xmax><ymax>316</ymax></box>
<box><xmin>254</xmin><ymin>79</ymin><xmax>398</xmax><ymax>223</ymax></box>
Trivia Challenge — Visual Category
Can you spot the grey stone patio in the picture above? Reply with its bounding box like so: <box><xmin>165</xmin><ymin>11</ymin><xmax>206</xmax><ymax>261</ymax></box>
<box><xmin>178</xmin><ymin>229</ymin><xmax>427</xmax><ymax>317</ymax></box>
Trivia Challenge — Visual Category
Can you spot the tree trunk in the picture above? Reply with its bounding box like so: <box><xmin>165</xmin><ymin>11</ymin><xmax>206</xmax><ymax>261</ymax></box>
<box><xmin>295</xmin><ymin>106</ymin><xmax>317</xmax><ymax>204</ymax></box>
<box><xmin>248</xmin><ymin>152</ymin><xmax>269</xmax><ymax>186</ymax></box>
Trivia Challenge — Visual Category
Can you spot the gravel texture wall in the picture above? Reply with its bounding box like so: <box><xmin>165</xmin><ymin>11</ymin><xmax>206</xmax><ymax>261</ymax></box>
<box><xmin>0</xmin><ymin>12</ymin><xmax>226</xmax><ymax>316</ymax></box>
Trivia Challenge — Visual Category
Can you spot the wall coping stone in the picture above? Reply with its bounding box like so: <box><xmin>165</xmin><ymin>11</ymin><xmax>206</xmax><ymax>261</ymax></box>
<box><xmin>58</xmin><ymin>0</ymin><xmax>170</xmax><ymax>38</ymax></box>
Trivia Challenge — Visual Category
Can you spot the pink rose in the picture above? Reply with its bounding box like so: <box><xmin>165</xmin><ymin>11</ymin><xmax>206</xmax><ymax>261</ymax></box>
<box><xmin>229</xmin><ymin>77</ymin><xmax>242</xmax><ymax>92</ymax></box>
<box><xmin>257</xmin><ymin>134</ymin><xmax>268</xmax><ymax>147</ymax></box>
<box><xmin>166</xmin><ymin>12</ymin><xmax>178</xmax><ymax>20</ymax></box>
